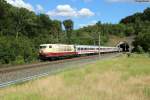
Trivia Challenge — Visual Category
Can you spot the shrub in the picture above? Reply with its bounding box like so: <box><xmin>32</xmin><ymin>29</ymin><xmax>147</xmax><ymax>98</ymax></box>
<box><xmin>13</xmin><ymin>56</ymin><xmax>25</xmax><ymax>64</ymax></box>
<box><xmin>0</xmin><ymin>36</ymin><xmax>36</xmax><ymax>64</ymax></box>
<box><xmin>137</xmin><ymin>45</ymin><xmax>145</xmax><ymax>54</ymax></box>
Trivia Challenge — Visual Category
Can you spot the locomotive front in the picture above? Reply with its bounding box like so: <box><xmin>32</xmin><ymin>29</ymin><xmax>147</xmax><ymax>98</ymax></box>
<box><xmin>39</xmin><ymin>44</ymin><xmax>53</xmax><ymax>59</ymax></box>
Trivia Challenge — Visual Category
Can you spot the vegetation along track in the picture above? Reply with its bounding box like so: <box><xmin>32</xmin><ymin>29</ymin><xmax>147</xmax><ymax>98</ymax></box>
<box><xmin>0</xmin><ymin>53</ymin><xmax>121</xmax><ymax>88</ymax></box>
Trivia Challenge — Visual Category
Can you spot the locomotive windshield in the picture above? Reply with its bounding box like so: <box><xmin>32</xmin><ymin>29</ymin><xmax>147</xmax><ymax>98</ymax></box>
<box><xmin>40</xmin><ymin>46</ymin><xmax>47</xmax><ymax>49</ymax></box>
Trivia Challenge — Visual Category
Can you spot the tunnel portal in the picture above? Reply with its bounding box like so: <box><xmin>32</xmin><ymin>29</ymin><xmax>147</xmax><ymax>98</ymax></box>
<box><xmin>117</xmin><ymin>42</ymin><xmax>130</xmax><ymax>52</ymax></box>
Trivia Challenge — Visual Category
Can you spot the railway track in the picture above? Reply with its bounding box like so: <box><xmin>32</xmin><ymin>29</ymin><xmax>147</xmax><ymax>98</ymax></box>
<box><xmin>0</xmin><ymin>53</ymin><xmax>121</xmax><ymax>88</ymax></box>
<box><xmin>0</xmin><ymin>54</ymin><xmax>112</xmax><ymax>73</ymax></box>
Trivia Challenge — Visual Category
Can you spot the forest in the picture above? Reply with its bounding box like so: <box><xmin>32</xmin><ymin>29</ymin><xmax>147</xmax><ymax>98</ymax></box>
<box><xmin>0</xmin><ymin>0</ymin><xmax>150</xmax><ymax>64</ymax></box>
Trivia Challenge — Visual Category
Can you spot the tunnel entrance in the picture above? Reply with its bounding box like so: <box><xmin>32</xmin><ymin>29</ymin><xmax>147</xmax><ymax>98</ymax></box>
<box><xmin>117</xmin><ymin>42</ymin><xmax>130</xmax><ymax>52</ymax></box>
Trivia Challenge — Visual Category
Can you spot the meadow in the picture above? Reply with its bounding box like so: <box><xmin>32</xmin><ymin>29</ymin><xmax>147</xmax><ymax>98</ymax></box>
<box><xmin>0</xmin><ymin>54</ymin><xmax>150</xmax><ymax>100</ymax></box>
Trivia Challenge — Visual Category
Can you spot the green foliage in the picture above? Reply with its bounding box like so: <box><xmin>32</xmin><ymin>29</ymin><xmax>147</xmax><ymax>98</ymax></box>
<box><xmin>133</xmin><ymin>31</ymin><xmax>150</xmax><ymax>52</ymax></box>
<box><xmin>120</xmin><ymin>7</ymin><xmax>150</xmax><ymax>52</ymax></box>
<box><xmin>124</xmin><ymin>25</ymin><xmax>135</xmax><ymax>36</ymax></box>
<box><xmin>132</xmin><ymin>21</ymin><xmax>150</xmax><ymax>52</ymax></box>
<box><xmin>0</xmin><ymin>36</ymin><xmax>35</xmax><ymax>64</ymax></box>
<box><xmin>13</xmin><ymin>56</ymin><xmax>25</xmax><ymax>64</ymax></box>
<box><xmin>136</xmin><ymin>46</ymin><xmax>145</xmax><ymax>54</ymax></box>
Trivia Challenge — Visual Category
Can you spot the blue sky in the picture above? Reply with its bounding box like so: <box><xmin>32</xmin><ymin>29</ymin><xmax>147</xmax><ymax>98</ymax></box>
<box><xmin>6</xmin><ymin>0</ymin><xmax>150</xmax><ymax>29</ymax></box>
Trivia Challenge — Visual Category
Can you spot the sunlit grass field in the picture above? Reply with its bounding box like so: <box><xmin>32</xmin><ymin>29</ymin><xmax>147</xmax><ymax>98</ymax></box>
<box><xmin>0</xmin><ymin>54</ymin><xmax>150</xmax><ymax>100</ymax></box>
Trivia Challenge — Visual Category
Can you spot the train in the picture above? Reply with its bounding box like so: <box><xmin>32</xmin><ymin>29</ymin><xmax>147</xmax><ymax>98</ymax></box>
<box><xmin>39</xmin><ymin>44</ymin><xmax>120</xmax><ymax>60</ymax></box>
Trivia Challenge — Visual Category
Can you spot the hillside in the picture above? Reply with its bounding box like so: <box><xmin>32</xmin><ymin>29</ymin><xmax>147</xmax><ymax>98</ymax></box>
<box><xmin>106</xmin><ymin>35</ymin><xmax>126</xmax><ymax>46</ymax></box>
<box><xmin>120</xmin><ymin>8</ymin><xmax>150</xmax><ymax>52</ymax></box>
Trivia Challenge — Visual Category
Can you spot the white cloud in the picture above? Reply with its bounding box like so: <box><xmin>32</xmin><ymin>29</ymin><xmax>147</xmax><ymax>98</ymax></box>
<box><xmin>36</xmin><ymin>4</ymin><xmax>44</xmax><ymax>12</ymax></box>
<box><xmin>107</xmin><ymin>0</ymin><xmax>134</xmax><ymax>2</ymax></box>
<box><xmin>47</xmin><ymin>5</ymin><xmax>77</xmax><ymax>17</ymax></box>
<box><xmin>79</xmin><ymin>20</ymin><xmax>97</xmax><ymax>28</ymax></box>
<box><xmin>78</xmin><ymin>8</ymin><xmax>95</xmax><ymax>17</ymax></box>
<box><xmin>57</xmin><ymin>5</ymin><xmax>75</xmax><ymax>12</ymax></box>
<box><xmin>6</xmin><ymin>0</ymin><xmax>34</xmax><ymax>11</ymax></box>
<box><xmin>47</xmin><ymin>4</ymin><xmax>95</xmax><ymax>18</ymax></box>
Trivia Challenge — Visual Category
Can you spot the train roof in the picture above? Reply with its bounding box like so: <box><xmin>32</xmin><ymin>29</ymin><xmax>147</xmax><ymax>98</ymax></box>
<box><xmin>75</xmin><ymin>45</ymin><xmax>97</xmax><ymax>47</ymax></box>
<box><xmin>40</xmin><ymin>44</ymin><xmax>118</xmax><ymax>48</ymax></box>
<box><xmin>40</xmin><ymin>44</ymin><xmax>73</xmax><ymax>46</ymax></box>
<box><xmin>75</xmin><ymin>45</ymin><xmax>117</xmax><ymax>48</ymax></box>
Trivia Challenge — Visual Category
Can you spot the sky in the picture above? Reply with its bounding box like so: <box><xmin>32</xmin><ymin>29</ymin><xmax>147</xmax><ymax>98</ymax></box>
<box><xmin>5</xmin><ymin>0</ymin><xmax>150</xmax><ymax>29</ymax></box>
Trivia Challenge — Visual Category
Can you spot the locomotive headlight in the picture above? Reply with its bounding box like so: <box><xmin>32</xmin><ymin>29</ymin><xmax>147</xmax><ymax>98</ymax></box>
<box><xmin>39</xmin><ymin>50</ymin><xmax>43</xmax><ymax>54</ymax></box>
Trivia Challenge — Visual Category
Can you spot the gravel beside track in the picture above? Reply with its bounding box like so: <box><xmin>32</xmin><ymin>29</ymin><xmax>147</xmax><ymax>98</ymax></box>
<box><xmin>0</xmin><ymin>53</ymin><xmax>121</xmax><ymax>88</ymax></box>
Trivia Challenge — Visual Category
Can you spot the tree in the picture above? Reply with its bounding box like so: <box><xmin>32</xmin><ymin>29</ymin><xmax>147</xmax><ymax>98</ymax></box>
<box><xmin>0</xmin><ymin>0</ymin><xmax>9</xmax><ymax>18</ymax></box>
<box><xmin>51</xmin><ymin>20</ymin><xmax>62</xmax><ymax>42</ymax></box>
<box><xmin>143</xmin><ymin>8</ymin><xmax>150</xmax><ymax>21</ymax></box>
<box><xmin>133</xmin><ymin>32</ymin><xmax>150</xmax><ymax>52</ymax></box>
<box><xmin>125</xmin><ymin>25</ymin><xmax>135</xmax><ymax>36</ymax></box>
<box><xmin>63</xmin><ymin>19</ymin><xmax>73</xmax><ymax>44</ymax></box>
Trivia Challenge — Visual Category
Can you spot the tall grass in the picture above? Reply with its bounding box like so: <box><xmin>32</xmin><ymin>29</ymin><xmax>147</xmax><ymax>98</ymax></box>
<box><xmin>0</xmin><ymin>54</ymin><xmax>150</xmax><ymax>100</ymax></box>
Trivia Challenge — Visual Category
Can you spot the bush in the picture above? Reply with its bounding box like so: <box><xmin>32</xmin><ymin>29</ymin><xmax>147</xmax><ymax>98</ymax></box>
<box><xmin>13</xmin><ymin>56</ymin><xmax>25</xmax><ymax>64</ymax></box>
<box><xmin>0</xmin><ymin>36</ymin><xmax>36</xmax><ymax>64</ymax></box>
<box><xmin>136</xmin><ymin>45</ymin><xmax>145</xmax><ymax>54</ymax></box>
<box><xmin>133</xmin><ymin>31</ymin><xmax>150</xmax><ymax>53</ymax></box>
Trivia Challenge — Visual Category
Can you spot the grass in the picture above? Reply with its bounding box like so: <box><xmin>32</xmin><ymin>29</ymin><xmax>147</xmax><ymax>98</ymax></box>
<box><xmin>0</xmin><ymin>54</ymin><xmax>150</xmax><ymax>100</ymax></box>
